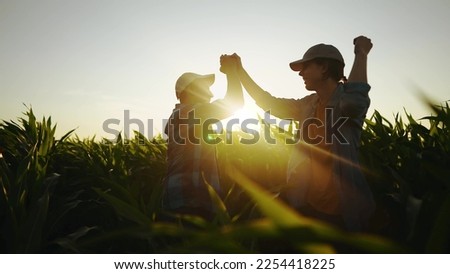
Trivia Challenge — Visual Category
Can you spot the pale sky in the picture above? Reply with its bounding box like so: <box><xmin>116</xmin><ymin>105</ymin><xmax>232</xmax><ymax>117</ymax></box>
<box><xmin>1</xmin><ymin>0</ymin><xmax>449</xmax><ymax>139</ymax></box>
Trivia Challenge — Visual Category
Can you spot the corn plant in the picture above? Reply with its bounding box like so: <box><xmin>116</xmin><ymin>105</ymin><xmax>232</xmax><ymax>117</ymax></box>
<box><xmin>360</xmin><ymin>101</ymin><xmax>450</xmax><ymax>253</ymax></box>
<box><xmin>2</xmin><ymin>101</ymin><xmax>448</xmax><ymax>253</ymax></box>
<box><xmin>0</xmin><ymin>108</ymin><xmax>74</xmax><ymax>252</ymax></box>
<box><xmin>48</xmin><ymin>133</ymin><xmax>168</xmax><ymax>253</ymax></box>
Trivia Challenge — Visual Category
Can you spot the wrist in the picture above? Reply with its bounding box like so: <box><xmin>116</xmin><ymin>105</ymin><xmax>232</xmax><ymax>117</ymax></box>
<box><xmin>354</xmin><ymin>51</ymin><xmax>368</xmax><ymax>59</ymax></box>
<box><xmin>223</xmin><ymin>68</ymin><xmax>238</xmax><ymax>75</ymax></box>
<box><xmin>236</xmin><ymin>65</ymin><xmax>245</xmax><ymax>76</ymax></box>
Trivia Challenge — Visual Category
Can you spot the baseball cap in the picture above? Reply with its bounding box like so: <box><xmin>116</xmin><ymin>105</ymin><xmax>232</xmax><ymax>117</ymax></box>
<box><xmin>175</xmin><ymin>72</ymin><xmax>215</xmax><ymax>98</ymax></box>
<box><xmin>289</xmin><ymin>43</ymin><xmax>345</xmax><ymax>71</ymax></box>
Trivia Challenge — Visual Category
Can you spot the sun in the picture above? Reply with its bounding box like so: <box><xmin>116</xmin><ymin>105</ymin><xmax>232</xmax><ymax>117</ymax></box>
<box><xmin>226</xmin><ymin>103</ymin><xmax>263</xmax><ymax>131</ymax></box>
<box><xmin>232</xmin><ymin>107</ymin><xmax>258</xmax><ymax>121</ymax></box>
<box><xmin>237</xmin><ymin>100</ymin><xmax>264</xmax><ymax>119</ymax></box>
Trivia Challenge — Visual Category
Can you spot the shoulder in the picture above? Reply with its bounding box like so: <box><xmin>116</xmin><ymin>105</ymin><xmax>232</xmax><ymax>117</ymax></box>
<box><xmin>301</xmin><ymin>93</ymin><xmax>319</xmax><ymax>102</ymax></box>
<box><xmin>285</xmin><ymin>93</ymin><xmax>318</xmax><ymax>107</ymax></box>
<box><xmin>343</xmin><ymin>82</ymin><xmax>371</xmax><ymax>93</ymax></box>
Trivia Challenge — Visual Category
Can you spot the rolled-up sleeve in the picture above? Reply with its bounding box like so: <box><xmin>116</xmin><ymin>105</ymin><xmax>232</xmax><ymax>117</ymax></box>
<box><xmin>339</xmin><ymin>83</ymin><xmax>371</xmax><ymax>118</ymax></box>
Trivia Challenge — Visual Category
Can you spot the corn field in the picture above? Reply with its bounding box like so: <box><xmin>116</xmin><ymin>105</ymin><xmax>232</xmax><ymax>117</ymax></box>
<box><xmin>1</xmin><ymin>101</ymin><xmax>449</xmax><ymax>253</ymax></box>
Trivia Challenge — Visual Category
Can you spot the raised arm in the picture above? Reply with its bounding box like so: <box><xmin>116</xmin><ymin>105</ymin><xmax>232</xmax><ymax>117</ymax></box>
<box><xmin>233</xmin><ymin>55</ymin><xmax>273</xmax><ymax>104</ymax></box>
<box><xmin>220</xmin><ymin>54</ymin><xmax>244</xmax><ymax>111</ymax></box>
<box><xmin>347</xmin><ymin>36</ymin><xmax>372</xmax><ymax>83</ymax></box>
<box><xmin>194</xmin><ymin>54</ymin><xmax>244</xmax><ymax>120</ymax></box>
<box><xmin>232</xmin><ymin>54</ymin><xmax>304</xmax><ymax>120</ymax></box>
<box><xmin>341</xmin><ymin>36</ymin><xmax>373</xmax><ymax>117</ymax></box>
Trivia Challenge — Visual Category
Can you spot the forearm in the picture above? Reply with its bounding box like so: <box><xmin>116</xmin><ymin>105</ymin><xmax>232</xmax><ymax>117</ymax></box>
<box><xmin>238</xmin><ymin>67</ymin><xmax>273</xmax><ymax>104</ymax></box>
<box><xmin>347</xmin><ymin>53</ymin><xmax>368</xmax><ymax>83</ymax></box>
<box><xmin>223</xmin><ymin>70</ymin><xmax>244</xmax><ymax>109</ymax></box>
<box><xmin>348</xmin><ymin>36</ymin><xmax>372</xmax><ymax>84</ymax></box>
<box><xmin>237</xmin><ymin>67</ymin><xmax>302</xmax><ymax>120</ymax></box>
<box><xmin>195</xmin><ymin>70</ymin><xmax>243</xmax><ymax>120</ymax></box>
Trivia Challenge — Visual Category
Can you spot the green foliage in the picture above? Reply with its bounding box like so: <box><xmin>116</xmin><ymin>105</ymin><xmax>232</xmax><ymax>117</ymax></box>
<box><xmin>1</xmin><ymin>102</ymin><xmax>449</xmax><ymax>253</ymax></box>
<box><xmin>0</xmin><ymin>108</ymin><xmax>73</xmax><ymax>252</ymax></box>
<box><xmin>360</xmin><ymin>102</ymin><xmax>450</xmax><ymax>252</ymax></box>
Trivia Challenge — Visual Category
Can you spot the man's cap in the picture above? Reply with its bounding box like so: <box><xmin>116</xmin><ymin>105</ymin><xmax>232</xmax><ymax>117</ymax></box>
<box><xmin>175</xmin><ymin>72</ymin><xmax>215</xmax><ymax>98</ymax></box>
<box><xmin>289</xmin><ymin>43</ymin><xmax>345</xmax><ymax>71</ymax></box>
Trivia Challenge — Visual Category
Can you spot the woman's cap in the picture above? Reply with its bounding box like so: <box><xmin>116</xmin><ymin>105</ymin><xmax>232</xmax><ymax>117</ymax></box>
<box><xmin>290</xmin><ymin>43</ymin><xmax>345</xmax><ymax>71</ymax></box>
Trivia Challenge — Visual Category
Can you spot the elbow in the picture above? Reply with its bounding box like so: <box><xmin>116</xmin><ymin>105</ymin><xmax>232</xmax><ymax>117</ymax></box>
<box><xmin>228</xmin><ymin>97</ymin><xmax>244</xmax><ymax>113</ymax></box>
<box><xmin>340</xmin><ymin>98</ymin><xmax>370</xmax><ymax>118</ymax></box>
<box><xmin>222</xmin><ymin>97</ymin><xmax>244</xmax><ymax>113</ymax></box>
<box><xmin>236</xmin><ymin>95</ymin><xmax>245</xmax><ymax>109</ymax></box>
<box><xmin>224</xmin><ymin>92</ymin><xmax>244</xmax><ymax>111</ymax></box>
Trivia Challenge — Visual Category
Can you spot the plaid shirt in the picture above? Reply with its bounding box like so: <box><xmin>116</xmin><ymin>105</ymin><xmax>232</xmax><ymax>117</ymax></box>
<box><xmin>163</xmin><ymin>103</ymin><xmax>223</xmax><ymax>213</ymax></box>
<box><xmin>253</xmin><ymin>82</ymin><xmax>375</xmax><ymax>231</ymax></box>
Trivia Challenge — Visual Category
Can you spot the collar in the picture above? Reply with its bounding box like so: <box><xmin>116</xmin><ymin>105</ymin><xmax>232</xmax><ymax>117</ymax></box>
<box><xmin>316</xmin><ymin>83</ymin><xmax>344</xmax><ymax>108</ymax></box>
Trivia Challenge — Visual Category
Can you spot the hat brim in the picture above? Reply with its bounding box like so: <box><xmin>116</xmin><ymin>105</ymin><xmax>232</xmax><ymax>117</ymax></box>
<box><xmin>196</xmin><ymin>74</ymin><xmax>215</xmax><ymax>97</ymax></box>
<box><xmin>188</xmin><ymin>74</ymin><xmax>215</xmax><ymax>98</ymax></box>
<box><xmin>290</xmin><ymin>57</ymin><xmax>346</xmax><ymax>71</ymax></box>
<box><xmin>289</xmin><ymin>58</ymin><xmax>313</xmax><ymax>71</ymax></box>
<box><xmin>198</xmin><ymin>74</ymin><xmax>215</xmax><ymax>87</ymax></box>
<box><xmin>289</xmin><ymin>60</ymin><xmax>303</xmax><ymax>71</ymax></box>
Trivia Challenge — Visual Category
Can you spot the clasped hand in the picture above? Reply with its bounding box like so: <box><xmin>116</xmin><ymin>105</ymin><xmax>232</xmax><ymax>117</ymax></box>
<box><xmin>219</xmin><ymin>53</ymin><xmax>241</xmax><ymax>73</ymax></box>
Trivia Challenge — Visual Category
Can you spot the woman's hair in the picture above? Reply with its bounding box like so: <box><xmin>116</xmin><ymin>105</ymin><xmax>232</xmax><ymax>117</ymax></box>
<box><xmin>313</xmin><ymin>58</ymin><xmax>347</xmax><ymax>83</ymax></box>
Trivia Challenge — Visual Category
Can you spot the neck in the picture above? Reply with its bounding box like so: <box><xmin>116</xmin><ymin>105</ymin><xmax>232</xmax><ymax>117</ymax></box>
<box><xmin>315</xmin><ymin>80</ymin><xmax>338</xmax><ymax>104</ymax></box>
<box><xmin>180</xmin><ymin>95</ymin><xmax>209</xmax><ymax>105</ymax></box>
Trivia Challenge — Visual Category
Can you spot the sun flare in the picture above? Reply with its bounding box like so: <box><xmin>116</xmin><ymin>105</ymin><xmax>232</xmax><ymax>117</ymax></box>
<box><xmin>232</xmin><ymin>107</ymin><xmax>258</xmax><ymax>121</ymax></box>
<box><xmin>227</xmin><ymin>103</ymin><xmax>263</xmax><ymax>131</ymax></box>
